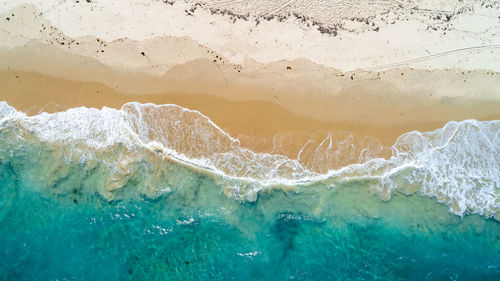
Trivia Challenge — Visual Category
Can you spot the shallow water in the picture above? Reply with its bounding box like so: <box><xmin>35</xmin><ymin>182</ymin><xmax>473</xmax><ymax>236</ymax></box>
<box><xmin>1</xmin><ymin>157</ymin><xmax>499</xmax><ymax>280</ymax></box>
<box><xmin>0</xmin><ymin>101</ymin><xmax>499</xmax><ymax>280</ymax></box>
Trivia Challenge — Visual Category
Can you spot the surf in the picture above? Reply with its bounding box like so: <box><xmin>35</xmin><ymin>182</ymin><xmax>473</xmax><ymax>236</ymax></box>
<box><xmin>0</xmin><ymin>101</ymin><xmax>498</xmax><ymax>219</ymax></box>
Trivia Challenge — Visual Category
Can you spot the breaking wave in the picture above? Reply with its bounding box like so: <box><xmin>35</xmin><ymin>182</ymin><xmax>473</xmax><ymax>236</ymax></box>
<box><xmin>0</xmin><ymin>101</ymin><xmax>498</xmax><ymax>219</ymax></box>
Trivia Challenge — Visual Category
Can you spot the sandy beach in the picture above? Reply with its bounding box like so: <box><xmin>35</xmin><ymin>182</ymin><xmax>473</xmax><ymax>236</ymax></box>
<box><xmin>1</xmin><ymin>1</ymin><xmax>500</xmax><ymax>162</ymax></box>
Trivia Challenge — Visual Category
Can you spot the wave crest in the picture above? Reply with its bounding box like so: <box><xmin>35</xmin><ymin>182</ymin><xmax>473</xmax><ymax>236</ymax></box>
<box><xmin>0</xmin><ymin>101</ymin><xmax>498</xmax><ymax>219</ymax></box>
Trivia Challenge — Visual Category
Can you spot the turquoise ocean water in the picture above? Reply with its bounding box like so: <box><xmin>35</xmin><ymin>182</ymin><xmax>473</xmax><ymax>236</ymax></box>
<box><xmin>0</xmin><ymin>101</ymin><xmax>499</xmax><ymax>280</ymax></box>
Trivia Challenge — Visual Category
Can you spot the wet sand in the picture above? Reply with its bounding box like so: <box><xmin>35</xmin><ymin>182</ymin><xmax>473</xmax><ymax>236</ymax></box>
<box><xmin>2</xmin><ymin>66</ymin><xmax>500</xmax><ymax>163</ymax></box>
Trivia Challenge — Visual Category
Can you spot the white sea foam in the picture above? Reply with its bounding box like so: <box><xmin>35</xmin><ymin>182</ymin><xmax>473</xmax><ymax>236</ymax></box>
<box><xmin>0</xmin><ymin>101</ymin><xmax>498</xmax><ymax>218</ymax></box>
<box><xmin>0</xmin><ymin>102</ymin><xmax>19</xmax><ymax>129</ymax></box>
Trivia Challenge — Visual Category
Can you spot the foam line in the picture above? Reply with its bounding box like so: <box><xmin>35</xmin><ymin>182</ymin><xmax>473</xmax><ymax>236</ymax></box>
<box><xmin>0</xmin><ymin>101</ymin><xmax>498</xmax><ymax>218</ymax></box>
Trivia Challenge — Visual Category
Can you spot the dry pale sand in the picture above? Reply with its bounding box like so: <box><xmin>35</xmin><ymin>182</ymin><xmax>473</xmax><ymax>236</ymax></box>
<box><xmin>3</xmin><ymin>1</ymin><xmax>499</xmax><ymax>71</ymax></box>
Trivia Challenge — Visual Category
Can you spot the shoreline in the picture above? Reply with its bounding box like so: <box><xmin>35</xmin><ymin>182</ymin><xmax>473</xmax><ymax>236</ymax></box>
<box><xmin>1</xmin><ymin>1</ymin><xmax>500</xmax><ymax>161</ymax></box>
<box><xmin>2</xmin><ymin>99</ymin><xmax>498</xmax><ymax>218</ymax></box>
<box><xmin>2</xmin><ymin>67</ymin><xmax>500</xmax><ymax>162</ymax></box>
